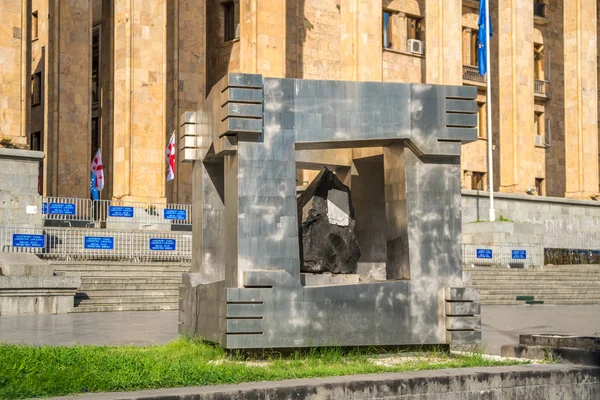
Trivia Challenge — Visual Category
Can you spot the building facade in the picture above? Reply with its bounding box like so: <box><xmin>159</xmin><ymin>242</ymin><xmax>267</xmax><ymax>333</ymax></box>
<box><xmin>0</xmin><ymin>0</ymin><xmax>598</xmax><ymax>204</ymax></box>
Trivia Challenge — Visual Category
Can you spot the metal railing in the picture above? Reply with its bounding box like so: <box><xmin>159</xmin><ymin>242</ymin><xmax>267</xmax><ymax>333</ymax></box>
<box><xmin>463</xmin><ymin>65</ymin><xmax>486</xmax><ymax>84</ymax></box>
<box><xmin>42</xmin><ymin>197</ymin><xmax>192</xmax><ymax>226</ymax></box>
<box><xmin>462</xmin><ymin>244</ymin><xmax>539</xmax><ymax>267</ymax></box>
<box><xmin>534</xmin><ymin>80</ymin><xmax>549</xmax><ymax>97</ymax></box>
<box><xmin>0</xmin><ymin>226</ymin><xmax>192</xmax><ymax>262</ymax></box>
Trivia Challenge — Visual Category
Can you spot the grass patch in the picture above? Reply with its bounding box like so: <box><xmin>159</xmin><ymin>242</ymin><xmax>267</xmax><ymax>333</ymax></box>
<box><xmin>0</xmin><ymin>338</ymin><xmax>526</xmax><ymax>399</ymax></box>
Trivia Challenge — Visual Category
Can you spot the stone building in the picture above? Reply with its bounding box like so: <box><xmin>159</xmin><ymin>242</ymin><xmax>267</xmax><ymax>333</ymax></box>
<box><xmin>0</xmin><ymin>0</ymin><xmax>598</xmax><ymax>204</ymax></box>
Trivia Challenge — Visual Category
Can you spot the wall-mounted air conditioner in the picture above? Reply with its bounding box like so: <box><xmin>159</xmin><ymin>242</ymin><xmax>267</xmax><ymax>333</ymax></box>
<box><xmin>407</xmin><ymin>39</ymin><xmax>424</xmax><ymax>55</ymax></box>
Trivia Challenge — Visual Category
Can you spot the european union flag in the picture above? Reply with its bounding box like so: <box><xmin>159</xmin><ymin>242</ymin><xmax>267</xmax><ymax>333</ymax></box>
<box><xmin>478</xmin><ymin>1</ymin><xmax>493</xmax><ymax>76</ymax></box>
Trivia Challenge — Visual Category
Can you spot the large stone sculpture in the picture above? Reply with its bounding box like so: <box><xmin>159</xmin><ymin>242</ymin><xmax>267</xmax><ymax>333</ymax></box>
<box><xmin>179</xmin><ymin>74</ymin><xmax>481</xmax><ymax>349</ymax></box>
<box><xmin>298</xmin><ymin>168</ymin><xmax>361</xmax><ymax>275</ymax></box>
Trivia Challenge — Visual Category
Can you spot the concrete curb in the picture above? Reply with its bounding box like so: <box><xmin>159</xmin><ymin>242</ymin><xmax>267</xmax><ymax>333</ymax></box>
<box><xmin>49</xmin><ymin>364</ymin><xmax>600</xmax><ymax>400</ymax></box>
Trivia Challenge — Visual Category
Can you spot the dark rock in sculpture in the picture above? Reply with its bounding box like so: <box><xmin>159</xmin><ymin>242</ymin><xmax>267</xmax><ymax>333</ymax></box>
<box><xmin>297</xmin><ymin>168</ymin><xmax>361</xmax><ymax>274</ymax></box>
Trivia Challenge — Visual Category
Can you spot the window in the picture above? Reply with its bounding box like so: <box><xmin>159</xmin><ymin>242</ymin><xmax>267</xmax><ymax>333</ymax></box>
<box><xmin>534</xmin><ymin>0</ymin><xmax>546</xmax><ymax>18</ymax></box>
<box><xmin>534</xmin><ymin>43</ymin><xmax>544</xmax><ymax>80</ymax></box>
<box><xmin>534</xmin><ymin>111</ymin><xmax>544</xmax><ymax>136</ymax></box>
<box><xmin>407</xmin><ymin>15</ymin><xmax>424</xmax><ymax>41</ymax></box>
<box><xmin>477</xmin><ymin>102</ymin><xmax>486</xmax><ymax>138</ymax></box>
<box><xmin>92</xmin><ymin>26</ymin><xmax>100</xmax><ymax>106</ymax></box>
<box><xmin>223</xmin><ymin>1</ymin><xmax>238</xmax><ymax>42</ymax></box>
<box><xmin>32</xmin><ymin>11</ymin><xmax>38</xmax><ymax>40</ymax></box>
<box><xmin>91</xmin><ymin>116</ymin><xmax>100</xmax><ymax>160</ymax></box>
<box><xmin>383</xmin><ymin>11</ymin><xmax>392</xmax><ymax>49</ymax></box>
<box><xmin>469</xmin><ymin>30</ymin><xmax>479</xmax><ymax>67</ymax></box>
<box><xmin>535</xmin><ymin>178</ymin><xmax>545</xmax><ymax>196</ymax></box>
<box><xmin>471</xmin><ymin>172</ymin><xmax>485</xmax><ymax>190</ymax></box>
<box><xmin>31</xmin><ymin>72</ymin><xmax>42</xmax><ymax>106</ymax></box>
<box><xmin>30</xmin><ymin>132</ymin><xmax>41</xmax><ymax>151</ymax></box>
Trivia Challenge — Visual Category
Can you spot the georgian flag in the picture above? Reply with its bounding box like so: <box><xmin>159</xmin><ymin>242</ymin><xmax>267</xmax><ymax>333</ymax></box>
<box><xmin>166</xmin><ymin>132</ymin><xmax>176</xmax><ymax>182</ymax></box>
<box><xmin>90</xmin><ymin>149</ymin><xmax>104</xmax><ymax>191</ymax></box>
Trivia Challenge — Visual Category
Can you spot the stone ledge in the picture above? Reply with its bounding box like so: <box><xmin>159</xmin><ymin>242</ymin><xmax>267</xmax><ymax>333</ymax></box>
<box><xmin>0</xmin><ymin>148</ymin><xmax>45</xmax><ymax>161</ymax></box>
<box><xmin>0</xmin><ymin>276</ymin><xmax>81</xmax><ymax>289</ymax></box>
<box><xmin>50</xmin><ymin>364</ymin><xmax>600</xmax><ymax>400</ymax></box>
<box><xmin>462</xmin><ymin>189</ymin><xmax>600</xmax><ymax>207</ymax></box>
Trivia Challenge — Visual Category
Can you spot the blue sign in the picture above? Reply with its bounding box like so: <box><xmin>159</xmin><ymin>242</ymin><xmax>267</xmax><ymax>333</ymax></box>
<box><xmin>42</xmin><ymin>202</ymin><xmax>48</xmax><ymax>214</ymax></box>
<box><xmin>12</xmin><ymin>234</ymin><xmax>45</xmax><ymax>248</ymax></box>
<box><xmin>512</xmin><ymin>250</ymin><xmax>527</xmax><ymax>260</ymax></box>
<box><xmin>109</xmin><ymin>206</ymin><xmax>134</xmax><ymax>218</ymax></box>
<box><xmin>164</xmin><ymin>209</ymin><xmax>187</xmax><ymax>220</ymax></box>
<box><xmin>84</xmin><ymin>236</ymin><xmax>115</xmax><ymax>250</ymax></box>
<box><xmin>48</xmin><ymin>203</ymin><xmax>76</xmax><ymax>215</ymax></box>
<box><xmin>149</xmin><ymin>238</ymin><xmax>176</xmax><ymax>251</ymax></box>
<box><xmin>476</xmin><ymin>249</ymin><xmax>493</xmax><ymax>259</ymax></box>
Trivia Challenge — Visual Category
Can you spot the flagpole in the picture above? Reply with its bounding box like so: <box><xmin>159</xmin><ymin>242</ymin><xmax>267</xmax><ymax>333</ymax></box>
<box><xmin>485</xmin><ymin>0</ymin><xmax>495</xmax><ymax>222</ymax></box>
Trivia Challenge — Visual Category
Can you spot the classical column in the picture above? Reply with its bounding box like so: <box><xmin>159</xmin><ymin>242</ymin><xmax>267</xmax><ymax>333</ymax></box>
<box><xmin>0</xmin><ymin>0</ymin><xmax>31</xmax><ymax>147</ymax></box>
<box><xmin>497</xmin><ymin>0</ymin><xmax>535</xmax><ymax>193</ymax></box>
<box><xmin>47</xmin><ymin>0</ymin><xmax>91</xmax><ymax>198</ymax></box>
<box><xmin>113</xmin><ymin>0</ymin><xmax>168</xmax><ymax>204</ymax></box>
<box><xmin>340</xmin><ymin>0</ymin><xmax>382</xmax><ymax>81</ymax></box>
<box><xmin>564</xmin><ymin>0</ymin><xmax>599</xmax><ymax>198</ymax></box>
<box><xmin>425</xmin><ymin>0</ymin><xmax>462</xmax><ymax>85</ymax></box>
<box><xmin>239</xmin><ymin>0</ymin><xmax>286</xmax><ymax>77</ymax></box>
<box><xmin>167</xmin><ymin>0</ymin><xmax>206</xmax><ymax>204</ymax></box>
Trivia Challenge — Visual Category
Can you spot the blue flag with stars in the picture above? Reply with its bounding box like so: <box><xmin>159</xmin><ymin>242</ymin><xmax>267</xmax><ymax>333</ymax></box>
<box><xmin>478</xmin><ymin>1</ymin><xmax>492</xmax><ymax>76</ymax></box>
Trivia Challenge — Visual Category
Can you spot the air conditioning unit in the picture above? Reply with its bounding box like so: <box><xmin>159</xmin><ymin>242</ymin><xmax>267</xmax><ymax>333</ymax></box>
<box><xmin>407</xmin><ymin>39</ymin><xmax>424</xmax><ymax>55</ymax></box>
<box><xmin>534</xmin><ymin>135</ymin><xmax>546</xmax><ymax>147</ymax></box>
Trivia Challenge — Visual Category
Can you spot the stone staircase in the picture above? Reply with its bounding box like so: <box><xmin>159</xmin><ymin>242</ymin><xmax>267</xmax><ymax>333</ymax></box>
<box><xmin>467</xmin><ymin>265</ymin><xmax>600</xmax><ymax>305</ymax></box>
<box><xmin>50</xmin><ymin>261</ymin><xmax>190</xmax><ymax>312</ymax></box>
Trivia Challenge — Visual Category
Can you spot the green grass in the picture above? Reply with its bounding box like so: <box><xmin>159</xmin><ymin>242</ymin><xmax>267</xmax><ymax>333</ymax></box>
<box><xmin>0</xmin><ymin>338</ymin><xmax>526</xmax><ymax>400</ymax></box>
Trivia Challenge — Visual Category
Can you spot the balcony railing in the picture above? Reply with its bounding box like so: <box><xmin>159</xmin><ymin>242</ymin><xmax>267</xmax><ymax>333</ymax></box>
<box><xmin>463</xmin><ymin>65</ymin><xmax>486</xmax><ymax>84</ymax></box>
<box><xmin>534</xmin><ymin>79</ymin><xmax>549</xmax><ymax>97</ymax></box>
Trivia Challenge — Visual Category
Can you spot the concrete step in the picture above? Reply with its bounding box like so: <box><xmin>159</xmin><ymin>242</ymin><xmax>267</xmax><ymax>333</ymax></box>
<box><xmin>80</xmin><ymin>277</ymin><xmax>182</xmax><ymax>284</ymax></box>
<box><xmin>477</xmin><ymin>285</ymin><xmax>600</xmax><ymax>291</ymax></box>
<box><xmin>76</xmin><ymin>289</ymin><xmax>179</xmax><ymax>297</ymax></box>
<box><xmin>76</xmin><ymin>296</ymin><xmax>180</xmax><ymax>305</ymax></box>
<box><xmin>53</xmin><ymin>265</ymin><xmax>190</xmax><ymax>272</ymax></box>
<box><xmin>78</xmin><ymin>284</ymin><xmax>182</xmax><ymax>291</ymax></box>
<box><xmin>58</xmin><ymin>271</ymin><xmax>185</xmax><ymax>278</ymax></box>
<box><xmin>481</xmin><ymin>299</ymin><xmax>600</xmax><ymax>305</ymax></box>
<box><xmin>470</xmin><ymin>271</ymin><xmax>600</xmax><ymax>276</ymax></box>
<box><xmin>70</xmin><ymin>303</ymin><xmax>179</xmax><ymax>313</ymax></box>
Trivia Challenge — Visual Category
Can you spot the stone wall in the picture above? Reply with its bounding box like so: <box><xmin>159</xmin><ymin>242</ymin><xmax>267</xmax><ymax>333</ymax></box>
<box><xmin>462</xmin><ymin>190</ymin><xmax>600</xmax><ymax>250</ymax></box>
<box><xmin>0</xmin><ymin>148</ymin><xmax>43</xmax><ymax>228</ymax></box>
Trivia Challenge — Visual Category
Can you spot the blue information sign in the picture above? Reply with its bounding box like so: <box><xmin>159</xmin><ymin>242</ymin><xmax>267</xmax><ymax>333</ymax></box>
<box><xmin>84</xmin><ymin>236</ymin><xmax>115</xmax><ymax>250</ymax></box>
<box><xmin>109</xmin><ymin>206</ymin><xmax>134</xmax><ymax>218</ymax></box>
<box><xmin>42</xmin><ymin>202</ymin><xmax>48</xmax><ymax>214</ymax></box>
<box><xmin>149</xmin><ymin>238</ymin><xmax>176</xmax><ymax>251</ymax></box>
<box><xmin>12</xmin><ymin>234</ymin><xmax>45</xmax><ymax>248</ymax></box>
<box><xmin>512</xmin><ymin>250</ymin><xmax>527</xmax><ymax>260</ymax></box>
<box><xmin>48</xmin><ymin>203</ymin><xmax>76</xmax><ymax>215</ymax></box>
<box><xmin>476</xmin><ymin>249</ymin><xmax>493</xmax><ymax>259</ymax></box>
<box><xmin>164</xmin><ymin>209</ymin><xmax>187</xmax><ymax>220</ymax></box>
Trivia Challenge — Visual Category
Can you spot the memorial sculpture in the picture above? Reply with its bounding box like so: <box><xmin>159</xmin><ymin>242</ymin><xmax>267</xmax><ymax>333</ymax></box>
<box><xmin>298</xmin><ymin>168</ymin><xmax>361</xmax><ymax>275</ymax></box>
<box><xmin>179</xmin><ymin>74</ymin><xmax>481</xmax><ymax>349</ymax></box>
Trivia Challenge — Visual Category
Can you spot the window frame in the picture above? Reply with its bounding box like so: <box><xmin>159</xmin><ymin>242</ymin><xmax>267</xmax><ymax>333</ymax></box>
<box><xmin>223</xmin><ymin>1</ymin><xmax>237</xmax><ymax>43</ymax></box>
<box><xmin>92</xmin><ymin>25</ymin><xmax>101</xmax><ymax>108</ymax></box>
<box><xmin>32</xmin><ymin>11</ymin><xmax>39</xmax><ymax>40</ymax></box>
<box><xmin>406</xmin><ymin>15</ymin><xmax>424</xmax><ymax>42</ymax></box>
<box><xmin>472</xmin><ymin>172</ymin><xmax>486</xmax><ymax>191</ymax></box>
<box><xmin>31</xmin><ymin>72</ymin><xmax>42</xmax><ymax>106</ymax></box>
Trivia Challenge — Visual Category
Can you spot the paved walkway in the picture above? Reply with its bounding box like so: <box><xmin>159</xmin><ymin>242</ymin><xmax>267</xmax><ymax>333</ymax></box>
<box><xmin>1</xmin><ymin>305</ymin><xmax>599</xmax><ymax>353</ymax></box>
